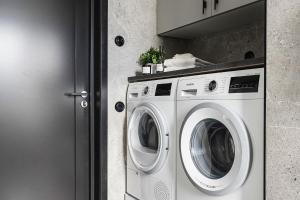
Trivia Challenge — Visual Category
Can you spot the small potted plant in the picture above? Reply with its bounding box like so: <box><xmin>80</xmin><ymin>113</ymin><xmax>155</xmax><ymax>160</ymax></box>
<box><xmin>156</xmin><ymin>46</ymin><xmax>165</xmax><ymax>73</ymax></box>
<box><xmin>138</xmin><ymin>47</ymin><xmax>165</xmax><ymax>74</ymax></box>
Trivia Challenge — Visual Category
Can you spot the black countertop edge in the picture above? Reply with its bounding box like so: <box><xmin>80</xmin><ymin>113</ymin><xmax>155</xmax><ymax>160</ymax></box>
<box><xmin>128</xmin><ymin>57</ymin><xmax>265</xmax><ymax>83</ymax></box>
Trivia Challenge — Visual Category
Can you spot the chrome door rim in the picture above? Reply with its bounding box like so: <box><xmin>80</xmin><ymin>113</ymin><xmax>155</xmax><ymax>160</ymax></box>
<box><xmin>128</xmin><ymin>103</ymin><xmax>169</xmax><ymax>174</ymax></box>
<box><xmin>180</xmin><ymin>102</ymin><xmax>251</xmax><ymax>195</ymax></box>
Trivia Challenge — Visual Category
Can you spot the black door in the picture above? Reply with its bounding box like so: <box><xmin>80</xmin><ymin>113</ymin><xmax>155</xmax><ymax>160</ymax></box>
<box><xmin>0</xmin><ymin>0</ymin><xmax>90</xmax><ymax>199</ymax></box>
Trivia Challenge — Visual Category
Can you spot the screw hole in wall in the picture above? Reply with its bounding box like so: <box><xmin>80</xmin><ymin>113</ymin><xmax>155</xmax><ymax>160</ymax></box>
<box><xmin>115</xmin><ymin>35</ymin><xmax>125</xmax><ymax>47</ymax></box>
<box><xmin>244</xmin><ymin>51</ymin><xmax>255</xmax><ymax>59</ymax></box>
<box><xmin>115</xmin><ymin>101</ymin><xmax>125</xmax><ymax>112</ymax></box>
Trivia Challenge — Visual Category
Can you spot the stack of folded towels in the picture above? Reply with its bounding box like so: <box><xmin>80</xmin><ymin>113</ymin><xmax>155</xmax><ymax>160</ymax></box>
<box><xmin>164</xmin><ymin>53</ymin><xmax>213</xmax><ymax>72</ymax></box>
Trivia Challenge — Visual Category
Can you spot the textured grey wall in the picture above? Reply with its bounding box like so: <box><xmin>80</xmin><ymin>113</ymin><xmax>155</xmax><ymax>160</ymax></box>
<box><xmin>108</xmin><ymin>0</ymin><xmax>160</xmax><ymax>199</ymax></box>
<box><xmin>185</xmin><ymin>21</ymin><xmax>265</xmax><ymax>63</ymax></box>
<box><xmin>266</xmin><ymin>1</ymin><xmax>300</xmax><ymax>200</ymax></box>
<box><xmin>161</xmin><ymin>21</ymin><xmax>265</xmax><ymax>63</ymax></box>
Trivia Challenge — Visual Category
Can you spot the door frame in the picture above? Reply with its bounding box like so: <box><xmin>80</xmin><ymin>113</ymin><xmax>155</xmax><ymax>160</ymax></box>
<box><xmin>90</xmin><ymin>0</ymin><xmax>108</xmax><ymax>200</ymax></box>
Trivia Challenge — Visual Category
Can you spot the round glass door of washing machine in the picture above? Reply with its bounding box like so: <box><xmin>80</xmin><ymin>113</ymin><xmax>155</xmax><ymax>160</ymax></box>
<box><xmin>180</xmin><ymin>103</ymin><xmax>251</xmax><ymax>195</ymax></box>
<box><xmin>128</xmin><ymin>103</ymin><xmax>169</xmax><ymax>174</ymax></box>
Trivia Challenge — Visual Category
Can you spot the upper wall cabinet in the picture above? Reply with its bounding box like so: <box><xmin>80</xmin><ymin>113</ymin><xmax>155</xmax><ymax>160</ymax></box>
<box><xmin>157</xmin><ymin>0</ymin><xmax>265</xmax><ymax>39</ymax></box>
<box><xmin>212</xmin><ymin>0</ymin><xmax>258</xmax><ymax>15</ymax></box>
<box><xmin>157</xmin><ymin>0</ymin><xmax>212</xmax><ymax>34</ymax></box>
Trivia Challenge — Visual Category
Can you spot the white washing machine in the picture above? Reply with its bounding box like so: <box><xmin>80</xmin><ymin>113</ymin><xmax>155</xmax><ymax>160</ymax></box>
<box><xmin>176</xmin><ymin>68</ymin><xmax>264</xmax><ymax>200</ymax></box>
<box><xmin>125</xmin><ymin>78</ymin><xmax>178</xmax><ymax>200</ymax></box>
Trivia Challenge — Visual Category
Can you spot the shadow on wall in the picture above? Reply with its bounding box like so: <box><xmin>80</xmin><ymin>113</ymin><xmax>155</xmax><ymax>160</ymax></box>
<box><xmin>123</xmin><ymin>113</ymin><xmax>127</xmax><ymax>167</ymax></box>
<box><xmin>160</xmin><ymin>21</ymin><xmax>265</xmax><ymax>63</ymax></box>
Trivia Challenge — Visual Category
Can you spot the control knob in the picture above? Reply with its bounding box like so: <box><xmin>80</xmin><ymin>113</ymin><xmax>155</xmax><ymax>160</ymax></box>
<box><xmin>208</xmin><ymin>80</ymin><xmax>217</xmax><ymax>91</ymax></box>
<box><xmin>143</xmin><ymin>86</ymin><xmax>149</xmax><ymax>95</ymax></box>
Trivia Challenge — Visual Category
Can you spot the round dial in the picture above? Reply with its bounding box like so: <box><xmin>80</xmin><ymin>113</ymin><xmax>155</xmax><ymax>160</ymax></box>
<box><xmin>208</xmin><ymin>80</ymin><xmax>217</xmax><ymax>91</ymax></box>
<box><xmin>143</xmin><ymin>86</ymin><xmax>149</xmax><ymax>95</ymax></box>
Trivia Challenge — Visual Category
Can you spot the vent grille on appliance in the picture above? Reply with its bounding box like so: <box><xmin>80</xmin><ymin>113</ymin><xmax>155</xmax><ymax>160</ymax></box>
<box><xmin>154</xmin><ymin>181</ymin><xmax>170</xmax><ymax>200</ymax></box>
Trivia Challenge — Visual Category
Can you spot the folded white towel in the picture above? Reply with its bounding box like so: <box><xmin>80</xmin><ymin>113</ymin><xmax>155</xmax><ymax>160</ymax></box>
<box><xmin>164</xmin><ymin>53</ymin><xmax>213</xmax><ymax>68</ymax></box>
<box><xmin>164</xmin><ymin>57</ymin><xmax>212</xmax><ymax>68</ymax></box>
<box><xmin>164</xmin><ymin>66</ymin><xmax>196</xmax><ymax>72</ymax></box>
<box><xmin>164</xmin><ymin>58</ymin><xmax>193</xmax><ymax>67</ymax></box>
<box><xmin>173</xmin><ymin>53</ymin><xmax>194</xmax><ymax>59</ymax></box>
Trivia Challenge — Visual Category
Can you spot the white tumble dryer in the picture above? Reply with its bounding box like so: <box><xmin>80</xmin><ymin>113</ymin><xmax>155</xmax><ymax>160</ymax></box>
<box><xmin>125</xmin><ymin>78</ymin><xmax>178</xmax><ymax>200</ymax></box>
<box><xmin>176</xmin><ymin>68</ymin><xmax>264</xmax><ymax>200</ymax></box>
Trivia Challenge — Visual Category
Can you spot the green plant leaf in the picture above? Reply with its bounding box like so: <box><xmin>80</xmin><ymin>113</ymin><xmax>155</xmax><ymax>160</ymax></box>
<box><xmin>138</xmin><ymin>47</ymin><xmax>164</xmax><ymax>66</ymax></box>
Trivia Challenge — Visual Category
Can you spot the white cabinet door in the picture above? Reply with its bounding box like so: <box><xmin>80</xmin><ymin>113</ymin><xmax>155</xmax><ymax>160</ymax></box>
<box><xmin>212</xmin><ymin>0</ymin><xmax>260</xmax><ymax>15</ymax></box>
<box><xmin>157</xmin><ymin>0</ymin><xmax>212</xmax><ymax>34</ymax></box>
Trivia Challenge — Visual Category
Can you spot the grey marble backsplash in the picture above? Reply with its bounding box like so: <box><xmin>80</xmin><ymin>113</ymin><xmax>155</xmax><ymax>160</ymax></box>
<box><xmin>266</xmin><ymin>1</ymin><xmax>300</xmax><ymax>199</ymax></box>
<box><xmin>162</xmin><ymin>21</ymin><xmax>265</xmax><ymax>64</ymax></box>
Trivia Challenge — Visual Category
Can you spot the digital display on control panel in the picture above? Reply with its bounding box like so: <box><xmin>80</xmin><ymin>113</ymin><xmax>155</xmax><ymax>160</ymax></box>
<box><xmin>229</xmin><ymin>75</ymin><xmax>260</xmax><ymax>93</ymax></box>
<box><xmin>155</xmin><ymin>83</ymin><xmax>172</xmax><ymax>96</ymax></box>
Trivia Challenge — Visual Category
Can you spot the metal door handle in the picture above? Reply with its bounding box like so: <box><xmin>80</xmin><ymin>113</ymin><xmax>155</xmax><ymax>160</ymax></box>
<box><xmin>203</xmin><ymin>0</ymin><xmax>207</xmax><ymax>14</ymax></box>
<box><xmin>214</xmin><ymin>0</ymin><xmax>219</xmax><ymax>10</ymax></box>
<box><xmin>64</xmin><ymin>91</ymin><xmax>88</xmax><ymax>98</ymax></box>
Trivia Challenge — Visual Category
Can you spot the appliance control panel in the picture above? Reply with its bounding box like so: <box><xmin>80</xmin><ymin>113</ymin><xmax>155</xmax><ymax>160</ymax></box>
<box><xmin>204</xmin><ymin>78</ymin><xmax>227</xmax><ymax>94</ymax></box>
<box><xmin>229</xmin><ymin>75</ymin><xmax>260</xmax><ymax>93</ymax></box>
<box><xmin>140</xmin><ymin>83</ymin><xmax>173</xmax><ymax>97</ymax></box>
<box><xmin>177</xmin><ymin>68</ymin><xmax>264</xmax><ymax>100</ymax></box>
<box><xmin>155</xmin><ymin>83</ymin><xmax>172</xmax><ymax>96</ymax></box>
<box><xmin>141</xmin><ymin>84</ymin><xmax>156</xmax><ymax>97</ymax></box>
<box><xmin>128</xmin><ymin>79</ymin><xmax>177</xmax><ymax>101</ymax></box>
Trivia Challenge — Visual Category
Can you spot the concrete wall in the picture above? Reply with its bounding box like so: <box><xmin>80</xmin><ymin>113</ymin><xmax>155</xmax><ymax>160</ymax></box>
<box><xmin>108</xmin><ymin>0</ymin><xmax>160</xmax><ymax>199</ymax></box>
<box><xmin>160</xmin><ymin>21</ymin><xmax>265</xmax><ymax>63</ymax></box>
<box><xmin>266</xmin><ymin>1</ymin><xmax>300</xmax><ymax>200</ymax></box>
<box><xmin>185</xmin><ymin>22</ymin><xmax>265</xmax><ymax>63</ymax></box>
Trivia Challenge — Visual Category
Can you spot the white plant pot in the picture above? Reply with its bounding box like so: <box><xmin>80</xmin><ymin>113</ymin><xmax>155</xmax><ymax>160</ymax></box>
<box><xmin>142</xmin><ymin>63</ymin><xmax>157</xmax><ymax>74</ymax></box>
<box><xmin>150</xmin><ymin>64</ymin><xmax>157</xmax><ymax>74</ymax></box>
<box><xmin>156</xmin><ymin>63</ymin><xmax>164</xmax><ymax>73</ymax></box>
<box><xmin>142</xmin><ymin>64</ymin><xmax>151</xmax><ymax>74</ymax></box>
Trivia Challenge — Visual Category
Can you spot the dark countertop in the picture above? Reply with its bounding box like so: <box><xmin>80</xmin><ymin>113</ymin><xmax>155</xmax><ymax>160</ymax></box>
<box><xmin>128</xmin><ymin>57</ymin><xmax>265</xmax><ymax>83</ymax></box>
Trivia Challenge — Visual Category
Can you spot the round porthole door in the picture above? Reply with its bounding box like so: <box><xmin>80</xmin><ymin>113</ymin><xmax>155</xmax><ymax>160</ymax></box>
<box><xmin>128</xmin><ymin>103</ymin><xmax>169</xmax><ymax>174</ymax></box>
<box><xmin>180</xmin><ymin>103</ymin><xmax>251</xmax><ymax>195</ymax></box>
